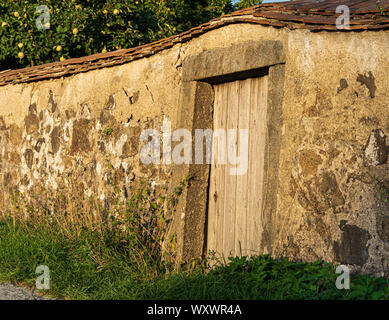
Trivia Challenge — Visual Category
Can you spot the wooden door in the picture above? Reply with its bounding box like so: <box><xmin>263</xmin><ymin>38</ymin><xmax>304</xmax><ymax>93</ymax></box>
<box><xmin>207</xmin><ymin>76</ymin><xmax>268</xmax><ymax>259</ymax></box>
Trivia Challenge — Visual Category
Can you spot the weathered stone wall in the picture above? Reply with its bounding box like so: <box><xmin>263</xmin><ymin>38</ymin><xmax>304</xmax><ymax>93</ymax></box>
<box><xmin>1</xmin><ymin>23</ymin><xmax>389</xmax><ymax>275</ymax></box>
<box><xmin>273</xmin><ymin>29</ymin><xmax>389</xmax><ymax>277</ymax></box>
<box><xmin>0</xmin><ymin>46</ymin><xmax>183</xmax><ymax>244</ymax></box>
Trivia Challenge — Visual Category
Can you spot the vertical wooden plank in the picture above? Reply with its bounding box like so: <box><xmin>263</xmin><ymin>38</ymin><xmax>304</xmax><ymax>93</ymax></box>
<box><xmin>223</xmin><ymin>80</ymin><xmax>239</xmax><ymax>259</ymax></box>
<box><xmin>216</xmin><ymin>82</ymin><xmax>228</xmax><ymax>259</ymax></box>
<box><xmin>246</xmin><ymin>76</ymin><xmax>269</xmax><ymax>256</ymax></box>
<box><xmin>234</xmin><ymin>79</ymin><xmax>251</xmax><ymax>257</ymax></box>
<box><xmin>246</xmin><ymin>77</ymin><xmax>260</xmax><ymax>256</ymax></box>
<box><xmin>206</xmin><ymin>84</ymin><xmax>221</xmax><ymax>256</ymax></box>
<box><xmin>252</xmin><ymin>76</ymin><xmax>268</xmax><ymax>251</ymax></box>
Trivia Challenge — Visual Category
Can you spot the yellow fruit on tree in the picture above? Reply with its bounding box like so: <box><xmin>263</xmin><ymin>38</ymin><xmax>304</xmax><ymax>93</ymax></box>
<box><xmin>18</xmin><ymin>52</ymin><xmax>24</xmax><ymax>59</ymax></box>
<box><xmin>18</xmin><ymin>43</ymin><xmax>23</xmax><ymax>48</ymax></box>
<box><xmin>73</xmin><ymin>28</ymin><xmax>78</xmax><ymax>36</ymax></box>
<box><xmin>60</xmin><ymin>56</ymin><xmax>66</xmax><ymax>62</ymax></box>
<box><xmin>14</xmin><ymin>12</ymin><xmax>20</xmax><ymax>18</ymax></box>
<box><xmin>113</xmin><ymin>9</ymin><xmax>119</xmax><ymax>15</ymax></box>
<box><xmin>56</xmin><ymin>45</ymin><xmax>62</xmax><ymax>52</ymax></box>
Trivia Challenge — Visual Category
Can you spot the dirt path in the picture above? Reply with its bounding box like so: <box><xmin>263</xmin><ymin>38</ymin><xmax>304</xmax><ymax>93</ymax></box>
<box><xmin>0</xmin><ymin>283</ymin><xmax>56</xmax><ymax>300</ymax></box>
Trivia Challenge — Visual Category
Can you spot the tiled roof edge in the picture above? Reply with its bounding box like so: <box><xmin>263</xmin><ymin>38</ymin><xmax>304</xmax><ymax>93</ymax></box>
<box><xmin>0</xmin><ymin>0</ymin><xmax>388</xmax><ymax>87</ymax></box>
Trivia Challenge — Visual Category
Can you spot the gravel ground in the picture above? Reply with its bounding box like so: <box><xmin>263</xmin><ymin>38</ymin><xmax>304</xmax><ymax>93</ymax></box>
<box><xmin>0</xmin><ymin>283</ymin><xmax>57</xmax><ymax>300</ymax></box>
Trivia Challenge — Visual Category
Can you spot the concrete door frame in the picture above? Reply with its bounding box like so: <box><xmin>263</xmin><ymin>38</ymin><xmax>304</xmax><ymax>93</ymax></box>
<box><xmin>172</xmin><ymin>40</ymin><xmax>286</xmax><ymax>263</ymax></box>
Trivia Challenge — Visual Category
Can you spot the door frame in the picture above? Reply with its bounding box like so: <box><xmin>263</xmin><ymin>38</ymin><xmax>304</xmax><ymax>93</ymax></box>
<box><xmin>173</xmin><ymin>40</ymin><xmax>286</xmax><ymax>262</ymax></box>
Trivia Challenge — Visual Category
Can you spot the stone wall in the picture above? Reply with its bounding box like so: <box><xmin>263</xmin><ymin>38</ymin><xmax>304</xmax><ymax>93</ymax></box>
<box><xmin>272</xmin><ymin>30</ymin><xmax>389</xmax><ymax>277</ymax></box>
<box><xmin>1</xmin><ymin>24</ymin><xmax>389</xmax><ymax>275</ymax></box>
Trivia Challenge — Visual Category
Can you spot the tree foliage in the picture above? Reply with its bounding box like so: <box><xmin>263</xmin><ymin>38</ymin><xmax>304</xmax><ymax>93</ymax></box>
<box><xmin>0</xmin><ymin>0</ymin><xmax>261</xmax><ymax>71</ymax></box>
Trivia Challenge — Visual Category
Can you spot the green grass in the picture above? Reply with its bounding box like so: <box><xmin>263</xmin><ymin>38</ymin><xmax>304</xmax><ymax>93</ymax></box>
<box><xmin>0</xmin><ymin>219</ymin><xmax>388</xmax><ymax>300</ymax></box>
<box><xmin>0</xmin><ymin>219</ymin><xmax>164</xmax><ymax>299</ymax></box>
<box><xmin>140</xmin><ymin>257</ymin><xmax>389</xmax><ymax>300</ymax></box>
